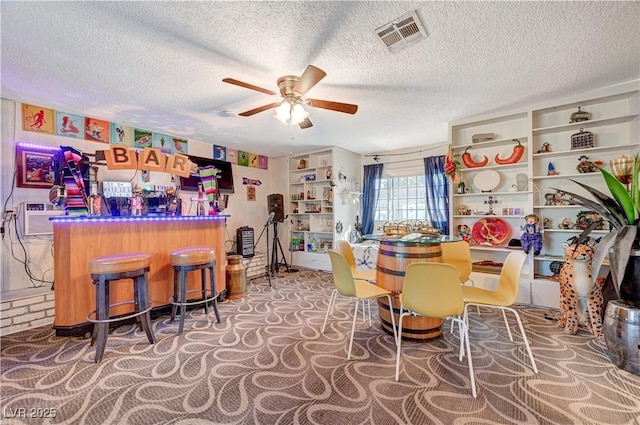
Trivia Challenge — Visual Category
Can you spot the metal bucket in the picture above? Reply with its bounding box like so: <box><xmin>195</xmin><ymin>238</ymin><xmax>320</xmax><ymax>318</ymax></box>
<box><xmin>604</xmin><ymin>300</ymin><xmax>640</xmax><ymax>375</ymax></box>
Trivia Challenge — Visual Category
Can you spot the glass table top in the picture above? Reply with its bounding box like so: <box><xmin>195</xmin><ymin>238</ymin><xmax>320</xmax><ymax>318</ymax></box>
<box><xmin>363</xmin><ymin>233</ymin><xmax>461</xmax><ymax>245</ymax></box>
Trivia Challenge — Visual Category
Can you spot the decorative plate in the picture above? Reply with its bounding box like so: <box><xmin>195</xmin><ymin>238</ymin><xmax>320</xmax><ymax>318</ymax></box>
<box><xmin>472</xmin><ymin>218</ymin><xmax>511</xmax><ymax>246</ymax></box>
<box><xmin>473</xmin><ymin>169</ymin><xmax>500</xmax><ymax>192</ymax></box>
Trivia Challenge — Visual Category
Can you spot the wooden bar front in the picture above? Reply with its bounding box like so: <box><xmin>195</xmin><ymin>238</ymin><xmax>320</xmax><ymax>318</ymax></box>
<box><xmin>51</xmin><ymin>215</ymin><xmax>228</xmax><ymax>335</ymax></box>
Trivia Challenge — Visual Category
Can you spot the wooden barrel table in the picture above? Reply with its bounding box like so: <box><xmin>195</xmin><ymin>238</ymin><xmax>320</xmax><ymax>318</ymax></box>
<box><xmin>365</xmin><ymin>234</ymin><xmax>460</xmax><ymax>341</ymax></box>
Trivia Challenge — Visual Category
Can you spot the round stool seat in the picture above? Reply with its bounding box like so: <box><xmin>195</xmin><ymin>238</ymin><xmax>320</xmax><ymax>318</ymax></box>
<box><xmin>89</xmin><ymin>253</ymin><xmax>151</xmax><ymax>275</ymax></box>
<box><xmin>170</xmin><ymin>246</ymin><xmax>216</xmax><ymax>267</ymax></box>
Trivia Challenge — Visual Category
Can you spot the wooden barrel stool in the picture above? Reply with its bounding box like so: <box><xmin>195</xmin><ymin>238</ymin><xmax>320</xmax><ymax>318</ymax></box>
<box><xmin>88</xmin><ymin>253</ymin><xmax>155</xmax><ymax>363</ymax></box>
<box><xmin>169</xmin><ymin>246</ymin><xmax>221</xmax><ymax>335</ymax></box>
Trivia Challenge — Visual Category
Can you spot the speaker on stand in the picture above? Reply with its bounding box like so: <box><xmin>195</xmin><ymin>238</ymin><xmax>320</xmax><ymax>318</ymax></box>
<box><xmin>266</xmin><ymin>194</ymin><xmax>290</xmax><ymax>276</ymax></box>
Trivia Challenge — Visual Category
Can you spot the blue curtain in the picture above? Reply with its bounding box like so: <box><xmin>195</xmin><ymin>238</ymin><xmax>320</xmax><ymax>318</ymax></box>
<box><xmin>361</xmin><ymin>163</ymin><xmax>383</xmax><ymax>235</ymax></box>
<box><xmin>423</xmin><ymin>156</ymin><xmax>450</xmax><ymax>235</ymax></box>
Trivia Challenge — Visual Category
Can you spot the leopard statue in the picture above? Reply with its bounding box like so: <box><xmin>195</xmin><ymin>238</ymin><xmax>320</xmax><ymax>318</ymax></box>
<box><xmin>556</xmin><ymin>237</ymin><xmax>604</xmax><ymax>339</ymax></box>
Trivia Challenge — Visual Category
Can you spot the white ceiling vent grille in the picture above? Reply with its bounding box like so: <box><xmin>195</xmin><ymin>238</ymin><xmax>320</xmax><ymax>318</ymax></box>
<box><xmin>375</xmin><ymin>11</ymin><xmax>427</xmax><ymax>53</ymax></box>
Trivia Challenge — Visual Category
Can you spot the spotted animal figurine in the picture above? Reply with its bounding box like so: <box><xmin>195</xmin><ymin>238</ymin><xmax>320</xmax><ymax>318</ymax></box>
<box><xmin>557</xmin><ymin>238</ymin><xmax>604</xmax><ymax>339</ymax></box>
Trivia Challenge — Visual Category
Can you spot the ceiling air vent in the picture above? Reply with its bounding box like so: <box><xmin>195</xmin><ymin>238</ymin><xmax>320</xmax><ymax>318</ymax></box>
<box><xmin>375</xmin><ymin>11</ymin><xmax>427</xmax><ymax>53</ymax></box>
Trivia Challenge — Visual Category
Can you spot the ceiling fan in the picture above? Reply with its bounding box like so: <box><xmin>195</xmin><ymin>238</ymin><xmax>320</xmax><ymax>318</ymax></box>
<box><xmin>222</xmin><ymin>65</ymin><xmax>358</xmax><ymax>129</ymax></box>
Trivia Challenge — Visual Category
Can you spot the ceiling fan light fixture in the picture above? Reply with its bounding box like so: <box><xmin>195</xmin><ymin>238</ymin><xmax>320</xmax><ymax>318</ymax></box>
<box><xmin>290</xmin><ymin>103</ymin><xmax>309</xmax><ymax>125</ymax></box>
<box><xmin>274</xmin><ymin>99</ymin><xmax>309</xmax><ymax>126</ymax></box>
<box><xmin>274</xmin><ymin>101</ymin><xmax>291</xmax><ymax>124</ymax></box>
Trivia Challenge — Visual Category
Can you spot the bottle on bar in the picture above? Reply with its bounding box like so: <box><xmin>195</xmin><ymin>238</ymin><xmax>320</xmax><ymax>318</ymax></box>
<box><xmin>197</xmin><ymin>182</ymin><xmax>205</xmax><ymax>215</ymax></box>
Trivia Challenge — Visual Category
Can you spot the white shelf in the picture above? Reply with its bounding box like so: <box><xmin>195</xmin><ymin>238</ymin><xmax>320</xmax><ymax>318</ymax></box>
<box><xmin>532</xmin><ymin>143</ymin><xmax>639</xmax><ymax>159</ymax></box>
<box><xmin>459</xmin><ymin>162</ymin><xmax>528</xmax><ymax>172</ymax></box>
<box><xmin>453</xmin><ymin>215</ymin><xmax>525</xmax><ymax>219</ymax></box>
<box><xmin>453</xmin><ymin>136</ymin><xmax>529</xmax><ymax>151</ymax></box>
<box><xmin>543</xmin><ymin>228</ymin><xmax>610</xmax><ymax>234</ymax></box>
<box><xmin>453</xmin><ymin>191</ymin><xmax>532</xmax><ymax>197</ymax></box>
<box><xmin>532</xmin><ymin>113</ymin><xmax>639</xmax><ymax>134</ymax></box>
<box><xmin>532</xmin><ymin>172</ymin><xmax>604</xmax><ymax>180</ymax></box>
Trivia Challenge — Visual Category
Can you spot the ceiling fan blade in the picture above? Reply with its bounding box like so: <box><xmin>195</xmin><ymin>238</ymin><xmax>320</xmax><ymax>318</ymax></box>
<box><xmin>299</xmin><ymin>118</ymin><xmax>313</xmax><ymax>129</ymax></box>
<box><xmin>222</xmin><ymin>78</ymin><xmax>276</xmax><ymax>96</ymax></box>
<box><xmin>293</xmin><ymin>65</ymin><xmax>326</xmax><ymax>96</ymax></box>
<box><xmin>238</xmin><ymin>103</ymin><xmax>280</xmax><ymax>116</ymax></box>
<box><xmin>307</xmin><ymin>99</ymin><xmax>358</xmax><ymax>114</ymax></box>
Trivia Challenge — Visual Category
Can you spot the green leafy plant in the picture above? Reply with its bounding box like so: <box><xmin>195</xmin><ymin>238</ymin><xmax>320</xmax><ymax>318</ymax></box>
<box><xmin>552</xmin><ymin>153</ymin><xmax>640</xmax><ymax>299</ymax></box>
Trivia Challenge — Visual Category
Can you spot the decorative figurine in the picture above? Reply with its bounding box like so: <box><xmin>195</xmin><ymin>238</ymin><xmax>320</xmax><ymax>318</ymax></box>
<box><xmin>130</xmin><ymin>186</ymin><xmax>144</xmax><ymax>216</ymax></box>
<box><xmin>520</xmin><ymin>214</ymin><xmax>543</xmax><ymax>255</ymax></box>
<box><xmin>543</xmin><ymin>217</ymin><xmax>551</xmax><ymax>229</ymax></box>
<box><xmin>547</xmin><ymin>162</ymin><xmax>559</xmax><ymax>176</ymax></box>
<box><xmin>536</xmin><ymin>142</ymin><xmax>551</xmax><ymax>153</ymax></box>
<box><xmin>457</xmin><ymin>224</ymin><xmax>471</xmax><ymax>243</ymax></box>
<box><xmin>558</xmin><ymin>217</ymin><xmax>575</xmax><ymax>229</ymax></box>
<box><xmin>576</xmin><ymin>155</ymin><xmax>599</xmax><ymax>173</ymax></box>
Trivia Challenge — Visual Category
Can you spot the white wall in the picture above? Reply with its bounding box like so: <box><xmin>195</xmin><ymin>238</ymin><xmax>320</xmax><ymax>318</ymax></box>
<box><xmin>0</xmin><ymin>99</ymin><xmax>274</xmax><ymax>297</ymax></box>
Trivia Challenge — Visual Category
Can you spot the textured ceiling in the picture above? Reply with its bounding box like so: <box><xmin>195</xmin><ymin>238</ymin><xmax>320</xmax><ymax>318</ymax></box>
<box><xmin>1</xmin><ymin>1</ymin><xmax>639</xmax><ymax>157</ymax></box>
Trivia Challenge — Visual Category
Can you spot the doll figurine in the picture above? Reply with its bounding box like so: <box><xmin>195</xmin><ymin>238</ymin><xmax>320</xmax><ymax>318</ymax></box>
<box><xmin>457</xmin><ymin>224</ymin><xmax>471</xmax><ymax>243</ymax></box>
<box><xmin>521</xmin><ymin>214</ymin><xmax>543</xmax><ymax>255</ymax></box>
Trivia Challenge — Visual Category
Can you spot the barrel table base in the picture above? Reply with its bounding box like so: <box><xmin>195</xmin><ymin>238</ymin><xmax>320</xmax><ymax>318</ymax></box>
<box><xmin>376</xmin><ymin>240</ymin><xmax>444</xmax><ymax>340</ymax></box>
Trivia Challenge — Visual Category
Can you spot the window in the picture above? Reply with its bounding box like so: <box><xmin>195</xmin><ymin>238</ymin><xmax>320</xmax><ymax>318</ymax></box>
<box><xmin>374</xmin><ymin>175</ymin><xmax>428</xmax><ymax>222</ymax></box>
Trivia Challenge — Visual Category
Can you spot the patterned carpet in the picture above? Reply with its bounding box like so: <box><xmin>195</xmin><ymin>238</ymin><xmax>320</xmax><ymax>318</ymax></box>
<box><xmin>1</xmin><ymin>270</ymin><xmax>639</xmax><ymax>425</ymax></box>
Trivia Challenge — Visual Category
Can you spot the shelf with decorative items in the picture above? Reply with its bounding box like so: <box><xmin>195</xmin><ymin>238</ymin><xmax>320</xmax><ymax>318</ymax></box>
<box><xmin>287</xmin><ymin>147</ymin><xmax>361</xmax><ymax>271</ymax></box>
<box><xmin>449</xmin><ymin>81</ymin><xmax>639</xmax><ymax>309</ymax></box>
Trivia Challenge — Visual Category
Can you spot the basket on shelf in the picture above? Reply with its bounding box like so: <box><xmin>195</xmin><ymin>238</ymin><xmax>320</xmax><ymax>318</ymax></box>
<box><xmin>570</xmin><ymin>128</ymin><xmax>594</xmax><ymax>150</ymax></box>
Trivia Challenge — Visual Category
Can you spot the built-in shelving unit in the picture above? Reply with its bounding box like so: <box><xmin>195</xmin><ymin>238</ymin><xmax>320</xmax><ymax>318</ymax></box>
<box><xmin>288</xmin><ymin>147</ymin><xmax>361</xmax><ymax>271</ymax></box>
<box><xmin>449</xmin><ymin>81</ymin><xmax>639</xmax><ymax>308</ymax></box>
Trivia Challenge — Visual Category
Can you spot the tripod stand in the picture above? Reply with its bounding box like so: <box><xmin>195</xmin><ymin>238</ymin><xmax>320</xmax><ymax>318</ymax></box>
<box><xmin>269</xmin><ymin>221</ymin><xmax>290</xmax><ymax>276</ymax></box>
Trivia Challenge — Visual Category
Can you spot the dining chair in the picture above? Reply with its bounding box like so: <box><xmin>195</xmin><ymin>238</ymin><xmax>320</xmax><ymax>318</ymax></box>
<box><xmin>322</xmin><ymin>250</ymin><xmax>397</xmax><ymax>360</ymax></box>
<box><xmin>442</xmin><ymin>240</ymin><xmax>479</xmax><ymax>331</ymax></box>
<box><xmin>335</xmin><ymin>240</ymin><xmax>377</xmax><ymax>282</ymax></box>
<box><xmin>462</xmin><ymin>251</ymin><xmax>538</xmax><ymax>373</ymax></box>
<box><xmin>394</xmin><ymin>262</ymin><xmax>476</xmax><ymax>398</ymax></box>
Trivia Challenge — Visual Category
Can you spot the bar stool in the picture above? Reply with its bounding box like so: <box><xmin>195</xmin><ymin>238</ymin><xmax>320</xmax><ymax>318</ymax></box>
<box><xmin>88</xmin><ymin>253</ymin><xmax>155</xmax><ymax>363</ymax></box>
<box><xmin>169</xmin><ymin>246</ymin><xmax>221</xmax><ymax>335</ymax></box>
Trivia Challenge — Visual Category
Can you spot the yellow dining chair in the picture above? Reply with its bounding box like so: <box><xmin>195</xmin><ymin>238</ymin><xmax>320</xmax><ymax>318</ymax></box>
<box><xmin>335</xmin><ymin>240</ymin><xmax>377</xmax><ymax>283</ymax></box>
<box><xmin>335</xmin><ymin>240</ymin><xmax>377</xmax><ymax>322</ymax></box>
<box><xmin>394</xmin><ymin>262</ymin><xmax>476</xmax><ymax>398</ymax></box>
<box><xmin>462</xmin><ymin>251</ymin><xmax>538</xmax><ymax>373</ymax></box>
<box><xmin>322</xmin><ymin>250</ymin><xmax>397</xmax><ymax>360</ymax></box>
<box><xmin>442</xmin><ymin>240</ymin><xmax>479</xmax><ymax>331</ymax></box>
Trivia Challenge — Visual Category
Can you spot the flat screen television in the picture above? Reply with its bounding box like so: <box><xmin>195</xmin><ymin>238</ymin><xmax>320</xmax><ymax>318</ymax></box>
<box><xmin>179</xmin><ymin>155</ymin><xmax>235</xmax><ymax>194</ymax></box>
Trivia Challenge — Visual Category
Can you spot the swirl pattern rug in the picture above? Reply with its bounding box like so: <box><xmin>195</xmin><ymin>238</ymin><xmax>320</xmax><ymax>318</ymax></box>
<box><xmin>1</xmin><ymin>270</ymin><xmax>639</xmax><ymax>424</ymax></box>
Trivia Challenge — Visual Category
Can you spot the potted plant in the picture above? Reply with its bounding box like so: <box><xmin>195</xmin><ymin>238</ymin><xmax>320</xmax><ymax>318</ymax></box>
<box><xmin>553</xmin><ymin>153</ymin><xmax>639</xmax><ymax>375</ymax></box>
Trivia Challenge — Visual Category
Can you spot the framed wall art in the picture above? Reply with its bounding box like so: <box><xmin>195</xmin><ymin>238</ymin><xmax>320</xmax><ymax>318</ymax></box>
<box><xmin>15</xmin><ymin>144</ymin><xmax>56</xmax><ymax>188</ymax></box>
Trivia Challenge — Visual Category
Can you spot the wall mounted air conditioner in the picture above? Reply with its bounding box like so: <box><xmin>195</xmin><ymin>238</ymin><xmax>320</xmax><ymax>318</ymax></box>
<box><xmin>22</xmin><ymin>202</ymin><xmax>64</xmax><ymax>236</ymax></box>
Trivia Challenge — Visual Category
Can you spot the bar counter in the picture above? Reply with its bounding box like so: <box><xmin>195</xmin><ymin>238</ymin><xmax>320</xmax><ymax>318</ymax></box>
<box><xmin>50</xmin><ymin>215</ymin><xmax>228</xmax><ymax>336</ymax></box>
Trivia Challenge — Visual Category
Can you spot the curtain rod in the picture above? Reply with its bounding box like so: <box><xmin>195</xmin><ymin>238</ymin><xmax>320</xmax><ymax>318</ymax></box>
<box><xmin>364</xmin><ymin>141</ymin><xmax>449</xmax><ymax>163</ymax></box>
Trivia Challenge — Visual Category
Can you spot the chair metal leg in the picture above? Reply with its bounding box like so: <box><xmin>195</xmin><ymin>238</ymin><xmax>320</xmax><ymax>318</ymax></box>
<box><xmin>452</xmin><ymin>316</ymin><xmax>477</xmax><ymax>398</ymax></box>
<box><xmin>321</xmin><ymin>289</ymin><xmax>338</xmax><ymax>333</ymax></box>
<box><xmin>347</xmin><ymin>299</ymin><xmax>360</xmax><ymax>360</ymax></box>
<box><xmin>384</xmin><ymin>294</ymin><xmax>397</xmax><ymax>346</ymax></box>
<box><xmin>501</xmin><ymin>308</ymin><xmax>514</xmax><ymax>342</ymax></box>
<box><xmin>505</xmin><ymin>306</ymin><xmax>538</xmax><ymax>373</ymax></box>
<box><xmin>395</xmin><ymin>307</ymin><xmax>407</xmax><ymax>381</ymax></box>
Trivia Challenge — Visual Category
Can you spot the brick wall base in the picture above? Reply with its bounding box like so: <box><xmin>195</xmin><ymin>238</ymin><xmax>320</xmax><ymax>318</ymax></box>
<box><xmin>1</xmin><ymin>291</ymin><xmax>55</xmax><ymax>336</ymax></box>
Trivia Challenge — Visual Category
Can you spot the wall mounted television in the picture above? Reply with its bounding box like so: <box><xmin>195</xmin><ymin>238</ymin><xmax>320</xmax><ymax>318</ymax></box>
<box><xmin>179</xmin><ymin>155</ymin><xmax>235</xmax><ymax>194</ymax></box>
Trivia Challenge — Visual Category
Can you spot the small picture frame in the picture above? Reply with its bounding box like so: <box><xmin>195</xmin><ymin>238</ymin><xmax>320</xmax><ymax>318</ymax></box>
<box><xmin>514</xmin><ymin>208</ymin><xmax>521</xmax><ymax>216</ymax></box>
<box><xmin>15</xmin><ymin>144</ymin><xmax>56</xmax><ymax>188</ymax></box>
